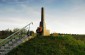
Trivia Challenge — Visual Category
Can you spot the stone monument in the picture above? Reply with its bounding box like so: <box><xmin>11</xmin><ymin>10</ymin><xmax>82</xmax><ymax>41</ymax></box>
<box><xmin>36</xmin><ymin>7</ymin><xmax>50</xmax><ymax>36</ymax></box>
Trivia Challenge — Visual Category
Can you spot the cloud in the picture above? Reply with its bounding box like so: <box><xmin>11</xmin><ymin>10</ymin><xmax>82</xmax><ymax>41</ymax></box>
<box><xmin>44</xmin><ymin>0</ymin><xmax>85</xmax><ymax>34</ymax></box>
<box><xmin>0</xmin><ymin>3</ymin><xmax>40</xmax><ymax>31</ymax></box>
<box><xmin>0</xmin><ymin>0</ymin><xmax>28</xmax><ymax>2</ymax></box>
<box><xmin>0</xmin><ymin>0</ymin><xmax>85</xmax><ymax>34</ymax></box>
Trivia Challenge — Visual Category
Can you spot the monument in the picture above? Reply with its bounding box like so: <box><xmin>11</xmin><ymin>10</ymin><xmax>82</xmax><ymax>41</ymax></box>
<box><xmin>36</xmin><ymin>7</ymin><xmax>50</xmax><ymax>36</ymax></box>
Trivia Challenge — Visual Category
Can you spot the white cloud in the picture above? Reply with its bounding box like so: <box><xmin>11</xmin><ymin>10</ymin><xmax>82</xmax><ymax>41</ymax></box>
<box><xmin>44</xmin><ymin>0</ymin><xmax>85</xmax><ymax>34</ymax></box>
<box><xmin>0</xmin><ymin>4</ymin><xmax>40</xmax><ymax>31</ymax></box>
<box><xmin>0</xmin><ymin>0</ymin><xmax>85</xmax><ymax>34</ymax></box>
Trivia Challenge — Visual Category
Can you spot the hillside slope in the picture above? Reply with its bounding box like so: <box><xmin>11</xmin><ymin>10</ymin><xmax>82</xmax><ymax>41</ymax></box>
<box><xmin>7</xmin><ymin>35</ymin><xmax>85</xmax><ymax>55</ymax></box>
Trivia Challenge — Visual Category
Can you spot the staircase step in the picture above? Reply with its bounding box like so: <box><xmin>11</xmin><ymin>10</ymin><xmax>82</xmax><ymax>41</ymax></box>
<box><xmin>4</xmin><ymin>47</ymin><xmax>10</xmax><ymax>49</ymax></box>
<box><xmin>0</xmin><ymin>49</ymin><xmax>6</xmax><ymax>52</ymax></box>
<box><xmin>0</xmin><ymin>52</ymin><xmax>5</xmax><ymax>55</ymax></box>
<box><xmin>12</xmin><ymin>39</ymin><xmax>16</xmax><ymax>42</ymax></box>
<box><xmin>8</xmin><ymin>44</ymin><xmax>13</xmax><ymax>46</ymax></box>
<box><xmin>0</xmin><ymin>46</ymin><xmax>4</xmax><ymax>50</ymax></box>
<box><xmin>4</xmin><ymin>44</ymin><xmax>9</xmax><ymax>47</ymax></box>
<box><xmin>17</xmin><ymin>40</ymin><xmax>22</xmax><ymax>44</ymax></box>
<box><xmin>13</xmin><ymin>44</ymin><xmax>18</xmax><ymax>47</ymax></box>
<box><xmin>8</xmin><ymin>41</ymin><xmax>12</xmax><ymax>44</ymax></box>
<box><xmin>0</xmin><ymin>49</ymin><xmax>10</xmax><ymax>55</ymax></box>
<box><xmin>12</xmin><ymin>40</ymin><xmax>17</xmax><ymax>44</ymax></box>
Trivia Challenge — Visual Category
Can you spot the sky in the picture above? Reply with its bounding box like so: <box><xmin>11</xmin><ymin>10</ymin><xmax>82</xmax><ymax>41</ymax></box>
<box><xmin>0</xmin><ymin>0</ymin><xmax>85</xmax><ymax>34</ymax></box>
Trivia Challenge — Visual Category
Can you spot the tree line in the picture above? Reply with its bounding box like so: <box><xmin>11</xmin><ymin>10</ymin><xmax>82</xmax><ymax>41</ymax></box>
<box><xmin>0</xmin><ymin>28</ymin><xmax>35</xmax><ymax>39</ymax></box>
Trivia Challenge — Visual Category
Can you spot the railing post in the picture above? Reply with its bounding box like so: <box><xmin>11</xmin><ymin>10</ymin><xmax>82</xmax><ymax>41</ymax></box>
<box><xmin>29</xmin><ymin>22</ymin><xmax>33</xmax><ymax>36</ymax></box>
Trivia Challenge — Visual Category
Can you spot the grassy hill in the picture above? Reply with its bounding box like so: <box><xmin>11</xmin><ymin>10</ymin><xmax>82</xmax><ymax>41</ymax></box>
<box><xmin>7</xmin><ymin>35</ymin><xmax>85</xmax><ymax>55</ymax></box>
<box><xmin>72</xmin><ymin>35</ymin><xmax>85</xmax><ymax>42</ymax></box>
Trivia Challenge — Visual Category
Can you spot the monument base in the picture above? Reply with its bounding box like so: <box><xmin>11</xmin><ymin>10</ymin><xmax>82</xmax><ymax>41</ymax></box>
<box><xmin>43</xmin><ymin>29</ymin><xmax>50</xmax><ymax>36</ymax></box>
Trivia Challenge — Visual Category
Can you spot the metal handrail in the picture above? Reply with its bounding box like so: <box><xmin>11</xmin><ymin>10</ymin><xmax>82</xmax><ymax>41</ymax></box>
<box><xmin>0</xmin><ymin>22</ymin><xmax>33</xmax><ymax>46</ymax></box>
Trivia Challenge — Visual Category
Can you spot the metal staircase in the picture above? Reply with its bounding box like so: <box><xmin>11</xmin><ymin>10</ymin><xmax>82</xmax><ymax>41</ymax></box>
<box><xmin>0</xmin><ymin>22</ymin><xmax>33</xmax><ymax>55</ymax></box>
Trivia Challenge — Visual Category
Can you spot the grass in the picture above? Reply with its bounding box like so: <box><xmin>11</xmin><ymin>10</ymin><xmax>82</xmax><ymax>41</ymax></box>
<box><xmin>7</xmin><ymin>35</ymin><xmax>85</xmax><ymax>55</ymax></box>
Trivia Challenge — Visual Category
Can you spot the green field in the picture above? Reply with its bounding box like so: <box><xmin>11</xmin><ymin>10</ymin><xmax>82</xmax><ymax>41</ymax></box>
<box><xmin>7</xmin><ymin>35</ymin><xmax>85</xmax><ymax>55</ymax></box>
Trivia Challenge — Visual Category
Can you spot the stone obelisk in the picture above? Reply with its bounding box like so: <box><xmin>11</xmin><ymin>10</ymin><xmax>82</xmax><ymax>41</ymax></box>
<box><xmin>40</xmin><ymin>7</ymin><xmax>45</xmax><ymax>35</ymax></box>
<box><xmin>36</xmin><ymin>7</ymin><xmax>50</xmax><ymax>36</ymax></box>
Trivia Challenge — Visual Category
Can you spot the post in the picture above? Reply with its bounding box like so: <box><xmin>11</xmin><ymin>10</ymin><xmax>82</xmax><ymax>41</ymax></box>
<box><xmin>28</xmin><ymin>22</ymin><xmax>33</xmax><ymax>36</ymax></box>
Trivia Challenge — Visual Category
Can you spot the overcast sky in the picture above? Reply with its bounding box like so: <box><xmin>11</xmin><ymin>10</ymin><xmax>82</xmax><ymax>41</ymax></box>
<box><xmin>0</xmin><ymin>0</ymin><xmax>85</xmax><ymax>34</ymax></box>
